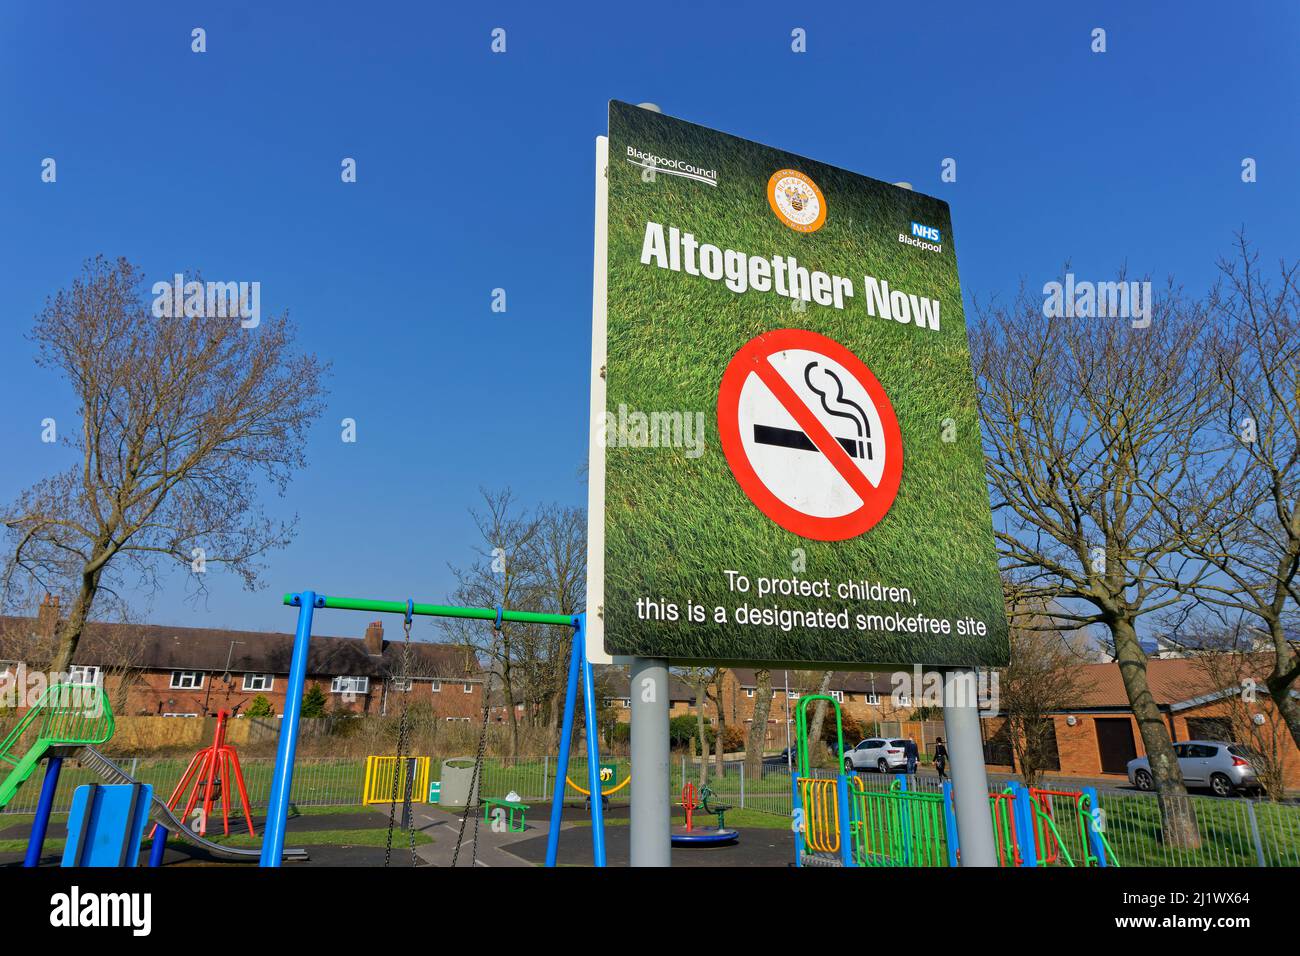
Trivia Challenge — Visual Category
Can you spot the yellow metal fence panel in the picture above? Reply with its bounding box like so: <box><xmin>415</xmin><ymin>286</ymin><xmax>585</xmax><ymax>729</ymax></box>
<box><xmin>797</xmin><ymin>777</ymin><xmax>840</xmax><ymax>853</ymax></box>
<box><xmin>363</xmin><ymin>756</ymin><xmax>431</xmax><ymax>805</ymax></box>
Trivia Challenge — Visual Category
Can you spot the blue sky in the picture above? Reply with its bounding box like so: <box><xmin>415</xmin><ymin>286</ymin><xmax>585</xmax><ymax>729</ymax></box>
<box><xmin>0</xmin><ymin>1</ymin><xmax>1296</xmax><ymax>639</ymax></box>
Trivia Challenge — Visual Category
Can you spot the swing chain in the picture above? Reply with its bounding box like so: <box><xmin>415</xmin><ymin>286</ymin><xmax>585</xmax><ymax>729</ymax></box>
<box><xmin>384</xmin><ymin>611</ymin><xmax>420</xmax><ymax>867</ymax></box>
<box><xmin>451</xmin><ymin>623</ymin><xmax>494</xmax><ymax>868</ymax></box>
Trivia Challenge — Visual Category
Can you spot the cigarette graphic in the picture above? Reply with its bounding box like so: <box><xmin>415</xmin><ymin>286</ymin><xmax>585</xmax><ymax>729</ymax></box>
<box><xmin>751</xmin><ymin>361</ymin><xmax>873</xmax><ymax>461</ymax></box>
<box><xmin>753</xmin><ymin>424</ymin><xmax>865</xmax><ymax>459</ymax></box>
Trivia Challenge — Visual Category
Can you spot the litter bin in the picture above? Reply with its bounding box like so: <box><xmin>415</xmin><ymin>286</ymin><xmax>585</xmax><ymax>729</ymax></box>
<box><xmin>438</xmin><ymin>758</ymin><xmax>479</xmax><ymax>808</ymax></box>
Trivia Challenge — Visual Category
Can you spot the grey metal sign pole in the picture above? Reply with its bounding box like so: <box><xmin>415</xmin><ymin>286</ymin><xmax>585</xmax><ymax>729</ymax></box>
<box><xmin>629</xmin><ymin>656</ymin><xmax>671</xmax><ymax>866</ymax></box>
<box><xmin>942</xmin><ymin>667</ymin><xmax>997</xmax><ymax>866</ymax></box>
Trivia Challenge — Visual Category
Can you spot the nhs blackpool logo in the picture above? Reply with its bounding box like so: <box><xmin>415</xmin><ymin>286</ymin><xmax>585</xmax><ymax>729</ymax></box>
<box><xmin>910</xmin><ymin>222</ymin><xmax>941</xmax><ymax>243</ymax></box>
<box><xmin>899</xmin><ymin>221</ymin><xmax>942</xmax><ymax>253</ymax></box>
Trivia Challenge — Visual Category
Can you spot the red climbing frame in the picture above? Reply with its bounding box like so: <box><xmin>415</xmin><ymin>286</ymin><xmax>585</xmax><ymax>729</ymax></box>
<box><xmin>681</xmin><ymin>782</ymin><xmax>697</xmax><ymax>831</ymax></box>
<box><xmin>1029</xmin><ymin>788</ymin><xmax>1086</xmax><ymax>865</ymax></box>
<box><xmin>154</xmin><ymin>710</ymin><xmax>256</xmax><ymax>838</ymax></box>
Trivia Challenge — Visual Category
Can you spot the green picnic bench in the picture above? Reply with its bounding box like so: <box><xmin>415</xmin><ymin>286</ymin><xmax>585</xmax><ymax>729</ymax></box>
<box><xmin>482</xmin><ymin>797</ymin><xmax>530</xmax><ymax>833</ymax></box>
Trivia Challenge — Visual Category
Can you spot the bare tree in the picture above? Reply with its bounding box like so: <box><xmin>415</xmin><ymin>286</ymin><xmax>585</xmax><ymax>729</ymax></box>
<box><xmin>803</xmin><ymin>671</ymin><xmax>835</xmax><ymax>764</ymax></box>
<box><xmin>519</xmin><ymin>503</ymin><xmax>586</xmax><ymax>747</ymax></box>
<box><xmin>1162</xmin><ymin>237</ymin><xmax>1300</xmax><ymax>750</ymax></box>
<box><xmin>442</xmin><ymin>488</ymin><xmax>542</xmax><ymax>758</ymax></box>
<box><xmin>972</xmin><ymin>277</ymin><xmax>1221</xmax><ymax>845</ymax></box>
<box><xmin>743</xmin><ymin>668</ymin><xmax>774</xmax><ymax>776</ymax></box>
<box><xmin>679</xmin><ymin>666</ymin><xmax>714</xmax><ymax>785</ymax></box>
<box><xmin>999</xmin><ymin>596</ymin><xmax>1098</xmax><ymax>789</ymax></box>
<box><xmin>704</xmin><ymin>667</ymin><xmax>732</xmax><ymax>780</ymax></box>
<box><xmin>0</xmin><ymin>257</ymin><xmax>327</xmax><ymax>673</ymax></box>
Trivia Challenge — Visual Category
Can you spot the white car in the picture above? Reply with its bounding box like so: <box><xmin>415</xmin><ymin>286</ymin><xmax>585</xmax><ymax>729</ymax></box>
<box><xmin>843</xmin><ymin>738</ymin><xmax>908</xmax><ymax>773</ymax></box>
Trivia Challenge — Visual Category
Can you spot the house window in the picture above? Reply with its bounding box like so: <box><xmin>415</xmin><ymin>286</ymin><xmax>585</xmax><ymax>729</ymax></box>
<box><xmin>787</xmin><ymin>690</ymin><xmax>799</xmax><ymax>700</ymax></box>
<box><xmin>331</xmin><ymin>676</ymin><xmax>369</xmax><ymax>695</ymax></box>
<box><xmin>242</xmin><ymin>674</ymin><xmax>274</xmax><ymax>692</ymax></box>
<box><xmin>866</xmin><ymin>692</ymin><xmax>880</xmax><ymax>706</ymax></box>
<box><xmin>68</xmin><ymin>665</ymin><xmax>102</xmax><ymax>686</ymax></box>
<box><xmin>1186</xmin><ymin>717</ymin><xmax>1234</xmax><ymax>743</ymax></box>
<box><xmin>391</xmin><ymin>678</ymin><xmax>412</xmax><ymax>692</ymax></box>
<box><xmin>445</xmin><ymin>716</ymin><xmax>470</xmax><ymax>723</ymax></box>
<box><xmin>170</xmin><ymin>671</ymin><xmax>204</xmax><ymax>690</ymax></box>
<box><xmin>162</xmin><ymin>712</ymin><xmax>199</xmax><ymax>718</ymax></box>
<box><xmin>463</xmin><ymin>683</ymin><xmax>473</xmax><ymax>694</ymax></box>
<box><xmin>430</xmin><ymin>680</ymin><xmax>442</xmax><ymax>693</ymax></box>
<box><xmin>830</xmin><ymin>690</ymin><xmax>844</xmax><ymax>702</ymax></box>
<box><xmin>745</xmin><ymin>688</ymin><xmax>754</xmax><ymax>697</ymax></box>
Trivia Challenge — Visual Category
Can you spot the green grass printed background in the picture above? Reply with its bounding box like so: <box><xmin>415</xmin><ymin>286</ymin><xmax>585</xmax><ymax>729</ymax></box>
<box><xmin>602</xmin><ymin>101</ymin><xmax>1007</xmax><ymax>667</ymax></box>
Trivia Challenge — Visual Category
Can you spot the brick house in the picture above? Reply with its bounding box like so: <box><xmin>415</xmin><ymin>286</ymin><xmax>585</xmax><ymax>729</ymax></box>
<box><xmin>981</xmin><ymin>656</ymin><xmax>1300</xmax><ymax>791</ymax></box>
<box><xmin>597</xmin><ymin>666</ymin><xmax>917</xmax><ymax>750</ymax></box>
<box><xmin>0</xmin><ymin>595</ymin><xmax>486</xmax><ymax>720</ymax></box>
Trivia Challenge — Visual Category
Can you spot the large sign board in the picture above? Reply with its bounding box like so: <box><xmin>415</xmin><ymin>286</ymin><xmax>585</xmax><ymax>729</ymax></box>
<box><xmin>586</xmin><ymin>101</ymin><xmax>1007</xmax><ymax>668</ymax></box>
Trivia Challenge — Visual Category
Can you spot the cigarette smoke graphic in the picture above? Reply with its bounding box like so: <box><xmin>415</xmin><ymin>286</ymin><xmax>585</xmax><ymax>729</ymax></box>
<box><xmin>803</xmin><ymin>362</ymin><xmax>871</xmax><ymax>461</ymax></box>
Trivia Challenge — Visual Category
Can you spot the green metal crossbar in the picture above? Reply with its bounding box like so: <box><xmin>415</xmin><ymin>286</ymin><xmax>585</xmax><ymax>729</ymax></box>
<box><xmin>0</xmin><ymin>683</ymin><xmax>115</xmax><ymax>808</ymax></box>
<box><xmin>281</xmin><ymin>593</ymin><xmax>573</xmax><ymax>627</ymax></box>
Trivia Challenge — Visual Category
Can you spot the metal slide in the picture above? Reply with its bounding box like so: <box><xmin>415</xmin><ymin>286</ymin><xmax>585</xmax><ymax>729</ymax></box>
<box><xmin>67</xmin><ymin>746</ymin><xmax>309</xmax><ymax>862</ymax></box>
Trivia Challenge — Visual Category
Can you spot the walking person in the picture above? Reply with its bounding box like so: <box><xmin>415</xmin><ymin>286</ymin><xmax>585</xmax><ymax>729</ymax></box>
<box><xmin>934</xmin><ymin>736</ymin><xmax>949</xmax><ymax>780</ymax></box>
<box><xmin>904</xmin><ymin>737</ymin><xmax>919</xmax><ymax>774</ymax></box>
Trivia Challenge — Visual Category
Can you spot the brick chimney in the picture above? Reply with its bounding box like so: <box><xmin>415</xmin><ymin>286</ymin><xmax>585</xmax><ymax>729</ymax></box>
<box><xmin>363</xmin><ymin>620</ymin><xmax>384</xmax><ymax>656</ymax></box>
<box><xmin>36</xmin><ymin>594</ymin><xmax>60</xmax><ymax>640</ymax></box>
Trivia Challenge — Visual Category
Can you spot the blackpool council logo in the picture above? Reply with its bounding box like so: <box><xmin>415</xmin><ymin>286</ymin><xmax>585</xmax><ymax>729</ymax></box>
<box><xmin>766</xmin><ymin>168</ymin><xmax>826</xmax><ymax>233</ymax></box>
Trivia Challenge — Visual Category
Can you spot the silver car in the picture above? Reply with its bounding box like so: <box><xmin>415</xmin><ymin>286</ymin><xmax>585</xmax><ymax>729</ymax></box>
<box><xmin>1127</xmin><ymin>740</ymin><xmax>1263</xmax><ymax>798</ymax></box>
<box><xmin>843</xmin><ymin>738</ymin><xmax>908</xmax><ymax>774</ymax></box>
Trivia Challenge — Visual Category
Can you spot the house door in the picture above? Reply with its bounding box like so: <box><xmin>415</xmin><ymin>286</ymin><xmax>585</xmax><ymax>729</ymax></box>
<box><xmin>1095</xmin><ymin>718</ymin><xmax>1138</xmax><ymax>774</ymax></box>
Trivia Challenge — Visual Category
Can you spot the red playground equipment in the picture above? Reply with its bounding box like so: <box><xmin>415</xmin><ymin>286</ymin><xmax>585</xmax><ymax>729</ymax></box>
<box><xmin>672</xmin><ymin>781</ymin><xmax>739</xmax><ymax>846</ymax></box>
<box><xmin>155</xmin><ymin>710</ymin><xmax>255</xmax><ymax>838</ymax></box>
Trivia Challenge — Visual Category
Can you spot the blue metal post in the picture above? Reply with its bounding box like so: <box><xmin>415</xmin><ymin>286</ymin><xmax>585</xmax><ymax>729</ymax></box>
<box><xmin>941</xmin><ymin>780</ymin><xmax>959</xmax><ymax>867</ymax></box>
<box><xmin>836</xmin><ymin>773</ymin><xmax>855</xmax><ymax>867</ymax></box>
<box><xmin>1082</xmin><ymin>786</ymin><xmax>1107</xmax><ymax>867</ymax></box>
<box><xmin>149</xmin><ymin>825</ymin><xmax>168</xmax><ymax>867</ymax></box>
<box><xmin>1010</xmin><ymin>783</ymin><xmax>1036</xmax><ymax>867</ymax></box>
<box><xmin>260</xmin><ymin>589</ymin><xmax>319</xmax><ymax>867</ymax></box>
<box><xmin>23</xmin><ymin>755</ymin><xmax>62</xmax><ymax>867</ymax></box>
<box><xmin>576</xmin><ymin>614</ymin><xmax>607</xmax><ymax>867</ymax></box>
<box><xmin>544</xmin><ymin>622</ymin><xmax>583</xmax><ymax>867</ymax></box>
<box><xmin>791</xmin><ymin>774</ymin><xmax>805</xmax><ymax>866</ymax></box>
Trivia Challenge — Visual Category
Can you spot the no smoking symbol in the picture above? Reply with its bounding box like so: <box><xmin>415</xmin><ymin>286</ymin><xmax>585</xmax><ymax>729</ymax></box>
<box><xmin>717</xmin><ymin>329</ymin><xmax>903</xmax><ymax>541</ymax></box>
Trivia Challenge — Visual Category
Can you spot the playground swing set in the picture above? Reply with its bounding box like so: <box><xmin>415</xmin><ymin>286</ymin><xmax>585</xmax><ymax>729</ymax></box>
<box><xmin>258</xmin><ymin>592</ymin><xmax>610</xmax><ymax>868</ymax></box>
<box><xmin>790</xmin><ymin>694</ymin><xmax>1121</xmax><ymax>868</ymax></box>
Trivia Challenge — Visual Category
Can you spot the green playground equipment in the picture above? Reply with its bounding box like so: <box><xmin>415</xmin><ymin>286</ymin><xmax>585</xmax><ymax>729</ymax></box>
<box><xmin>3</xmin><ymin>682</ymin><xmax>310</xmax><ymax>866</ymax></box>
<box><xmin>791</xmin><ymin>692</ymin><xmax>1118</xmax><ymax>868</ymax></box>
<box><xmin>0</xmin><ymin>683</ymin><xmax>115</xmax><ymax>808</ymax></box>
<box><xmin>848</xmin><ymin>779</ymin><xmax>949</xmax><ymax>867</ymax></box>
<box><xmin>1027</xmin><ymin>787</ymin><xmax>1120</xmax><ymax>867</ymax></box>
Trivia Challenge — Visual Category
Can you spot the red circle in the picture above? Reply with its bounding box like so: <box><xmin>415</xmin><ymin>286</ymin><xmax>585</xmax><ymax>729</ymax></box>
<box><xmin>717</xmin><ymin>329</ymin><xmax>903</xmax><ymax>541</ymax></box>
